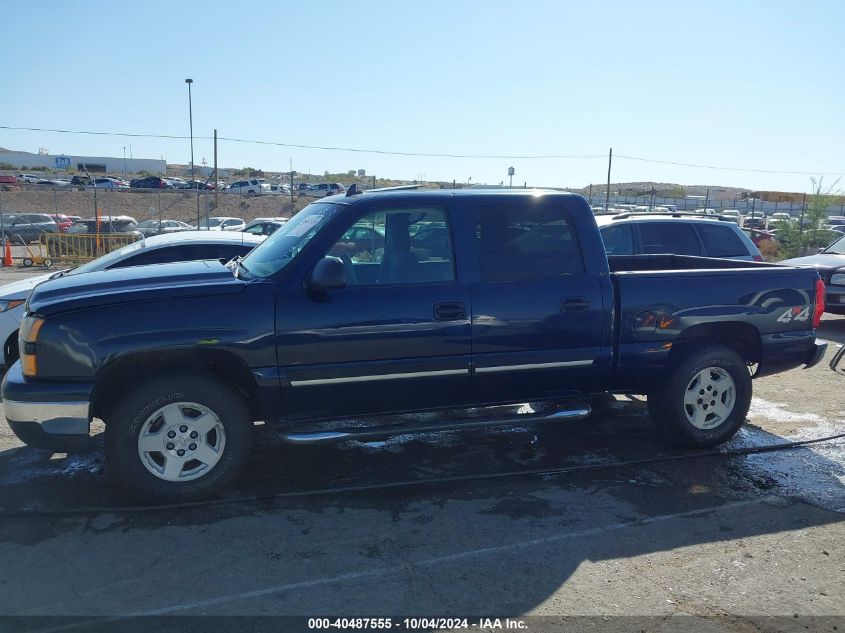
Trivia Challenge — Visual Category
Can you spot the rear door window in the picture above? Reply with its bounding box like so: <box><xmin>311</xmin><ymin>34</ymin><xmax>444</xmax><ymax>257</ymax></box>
<box><xmin>696</xmin><ymin>224</ymin><xmax>749</xmax><ymax>257</ymax></box>
<box><xmin>637</xmin><ymin>222</ymin><xmax>701</xmax><ymax>256</ymax></box>
<box><xmin>472</xmin><ymin>203</ymin><xmax>585</xmax><ymax>281</ymax></box>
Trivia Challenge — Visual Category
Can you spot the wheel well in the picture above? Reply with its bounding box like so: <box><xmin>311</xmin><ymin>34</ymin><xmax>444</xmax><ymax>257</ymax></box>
<box><xmin>3</xmin><ymin>329</ymin><xmax>19</xmax><ymax>366</ymax></box>
<box><xmin>667</xmin><ymin>322</ymin><xmax>762</xmax><ymax>368</ymax></box>
<box><xmin>90</xmin><ymin>350</ymin><xmax>259</xmax><ymax>422</ymax></box>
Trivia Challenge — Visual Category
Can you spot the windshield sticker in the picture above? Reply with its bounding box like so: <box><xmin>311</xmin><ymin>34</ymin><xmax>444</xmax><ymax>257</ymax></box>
<box><xmin>287</xmin><ymin>214</ymin><xmax>323</xmax><ymax>237</ymax></box>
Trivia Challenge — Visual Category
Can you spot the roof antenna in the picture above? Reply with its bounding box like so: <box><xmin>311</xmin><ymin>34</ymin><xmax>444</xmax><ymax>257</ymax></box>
<box><xmin>346</xmin><ymin>183</ymin><xmax>360</xmax><ymax>197</ymax></box>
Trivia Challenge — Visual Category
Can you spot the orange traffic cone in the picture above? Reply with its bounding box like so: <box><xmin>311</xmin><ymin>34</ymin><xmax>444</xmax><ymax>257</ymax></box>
<box><xmin>3</xmin><ymin>238</ymin><xmax>12</xmax><ymax>267</ymax></box>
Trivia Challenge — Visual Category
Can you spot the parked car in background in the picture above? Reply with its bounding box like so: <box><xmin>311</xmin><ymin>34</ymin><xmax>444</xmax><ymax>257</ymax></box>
<box><xmin>67</xmin><ymin>217</ymin><xmax>139</xmax><ymax>235</ymax></box>
<box><xmin>770</xmin><ymin>212</ymin><xmax>793</xmax><ymax>225</ymax></box>
<box><xmin>180</xmin><ymin>180</ymin><xmax>214</xmax><ymax>190</ymax></box>
<box><xmin>742</xmin><ymin>228</ymin><xmax>780</xmax><ymax>249</ymax></box>
<box><xmin>225</xmin><ymin>179</ymin><xmax>271</xmax><ymax>196</ymax></box>
<box><xmin>0</xmin><ymin>230</ymin><xmax>263</xmax><ymax>369</ymax></box>
<box><xmin>297</xmin><ymin>183</ymin><xmax>312</xmax><ymax>194</ymax></box>
<box><xmin>15</xmin><ymin>174</ymin><xmax>40</xmax><ymax>184</ymax></box>
<box><xmin>242</xmin><ymin>218</ymin><xmax>287</xmax><ymax>237</ymax></box>
<box><xmin>135</xmin><ymin>219</ymin><xmax>193</xmax><ymax>237</ymax></box>
<box><xmin>47</xmin><ymin>214</ymin><xmax>74</xmax><ymax>233</ymax></box>
<box><xmin>166</xmin><ymin>177</ymin><xmax>187</xmax><ymax>188</ymax></box>
<box><xmin>35</xmin><ymin>178</ymin><xmax>71</xmax><ymax>187</ymax></box>
<box><xmin>0</xmin><ymin>214</ymin><xmax>59</xmax><ymax>243</ymax></box>
<box><xmin>268</xmin><ymin>184</ymin><xmax>291</xmax><ymax>195</ymax></box>
<box><xmin>304</xmin><ymin>182</ymin><xmax>346</xmax><ymax>197</ymax></box>
<box><xmin>86</xmin><ymin>177</ymin><xmax>129</xmax><ymax>190</ymax></box>
<box><xmin>744</xmin><ymin>211</ymin><xmax>767</xmax><ymax>229</ymax></box>
<box><xmin>826</xmin><ymin>216</ymin><xmax>845</xmax><ymax>228</ymax></box>
<box><xmin>69</xmin><ymin>176</ymin><xmax>92</xmax><ymax>189</ymax></box>
<box><xmin>781</xmin><ymin>234</ymin><xmax>845</xmax><ymax>314</ymax></box>
<box><xmin>130</xmin><ymin>176</ymin><xmax>172</xmax><ymax>189</ymax></box>
<box><xmin>194</xmin><ymin>217</ymin><xmax>246</xmax><ymax>231</ymax></box>
<box><xmin>721</xmin><ymin>210</ymin><xmax>742</xmax><ymax>225</ymax></box>
<box><xmin>596</xmin><ymin>213</ymin><xmax>763</xmax><ymax>261</ymax></box>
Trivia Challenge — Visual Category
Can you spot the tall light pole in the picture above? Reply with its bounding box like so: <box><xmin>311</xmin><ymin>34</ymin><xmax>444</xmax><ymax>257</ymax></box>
<box><xmin>185</xmin><ymin>78</ymin><xmax>198</xmax><ymax>227</ymax></box>
<box><xmin>122</xmin><ymin>146</ymin><xmax>126</xmax><ymax>176</ymax></box>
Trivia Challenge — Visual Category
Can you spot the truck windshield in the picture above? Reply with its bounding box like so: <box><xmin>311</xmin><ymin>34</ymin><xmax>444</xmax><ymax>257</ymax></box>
<box><xmin>239</xmin><ymin>202</ymin><xmax>340</xmax><ymax>278</ymax></box>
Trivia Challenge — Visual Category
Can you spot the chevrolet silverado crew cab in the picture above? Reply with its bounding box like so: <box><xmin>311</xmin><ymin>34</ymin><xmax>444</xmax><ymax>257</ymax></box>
<box><xmin>2</xmin><ymin>190</ymin><xmax>827</xmax><ymax>502</ymax></box>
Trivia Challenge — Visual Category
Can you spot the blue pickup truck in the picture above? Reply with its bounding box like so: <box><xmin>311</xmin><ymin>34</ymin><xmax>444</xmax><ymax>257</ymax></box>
<box><xmin>1</xmin><ymin>190</ymin><xmax>827</xmax><ymax>501</ymax></box>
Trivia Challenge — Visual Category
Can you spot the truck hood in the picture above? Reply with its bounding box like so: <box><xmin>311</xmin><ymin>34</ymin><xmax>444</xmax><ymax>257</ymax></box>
<box><xmin>28</xmin><ymin>260</ymin><xmax>246</xmax><ymax>316</ymax></box>
<box><xmin>780</xmin><ymin>253</ymin><xmax>845</xmax><ymax>271</ymax></box>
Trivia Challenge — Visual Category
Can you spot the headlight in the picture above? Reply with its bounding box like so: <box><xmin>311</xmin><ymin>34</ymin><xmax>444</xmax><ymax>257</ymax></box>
<box><xmin>0</xmin><ymin>298</ymin><xmax>26</xmax><ymax>312</ymax></box>
<box><xmin>830</xmin><ymin>273</ymin><xmax>845</xmax><ymax>285</ymax></box>
<box><xmin>19</xmin><ymin>315</ymin><xmax>44</xmax><ymax>377</ymax></box>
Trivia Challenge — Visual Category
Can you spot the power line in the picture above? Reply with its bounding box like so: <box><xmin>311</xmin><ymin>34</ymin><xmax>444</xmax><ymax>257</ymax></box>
<box><xmin>0</xmin><ymin>125</ymin><xmax>603</xmax><ymax>160</ymax></box>
<box><xmin>1</xmin><ymin>125</ymin><xmax>843</xmax><ymax>175</ymax></box>
<box><xmin>615</xmin><ymin>154</ymin><xmax>844</xmax><ymax>177</ymax></box>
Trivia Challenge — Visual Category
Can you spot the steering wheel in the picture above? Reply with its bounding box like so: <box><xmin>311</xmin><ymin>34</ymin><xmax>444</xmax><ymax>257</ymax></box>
<box><xmin>338</xmin><ymin>253</ymin><xmax>357</xmax><ymax>286</ymax></box>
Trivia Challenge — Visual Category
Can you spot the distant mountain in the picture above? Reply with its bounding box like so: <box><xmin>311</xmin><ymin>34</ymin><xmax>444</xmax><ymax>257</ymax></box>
<box><xmin>576</xmin><ymin>182</ymin><xmax>750</xmax><ymax>200</ymax></box>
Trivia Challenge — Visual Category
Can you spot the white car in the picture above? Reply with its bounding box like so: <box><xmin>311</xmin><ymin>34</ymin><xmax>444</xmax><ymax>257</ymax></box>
<box><xmin>268</xmin><ymin>184</ymin><xmax>291</xmax><ymax>195</ymax></box>
<box><xmin>770</xmin><ymin>212</ymin><xmax>793</xmax><ymax>225</ymax></box>
<box><xmin>721</xmin><ymin>210</ymin><xmax>743</xmax><ymax>225</ymax></box>
<box><xmin>0</xmin><ymin>231</ymin><xmax>263</xmax><ymax>369</ymax></box>
<box><xmin>194</xmin><ymin>216</ymin><xmax>246</xmax><ymax>231</ymax></box>
<box><xmin>225</xmin><ymin>178</ymin><xmax>271</xmax><ymax>196</ymax></box>
<box><xmin>16</xmin><ymin>174</ymin><xmax>40</xmax><ymax>183</ymax></box>
<box><xmin>85</xmin><ymin>177</ymin><xmax>129</xmax><ymax>190</ymax></box>
<box><xmin>302</xmin><ymin>182</ymin><xmax>347</xmax><ymax>197</ymax></box>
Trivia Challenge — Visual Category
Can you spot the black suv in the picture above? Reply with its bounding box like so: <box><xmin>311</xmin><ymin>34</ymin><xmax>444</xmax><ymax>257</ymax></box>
<box><xmin>69</xmin><ymin>175</ymin><xmax>93</xmax><ymax>190</ymax></box>
<box><xmin>129</xmin><ymin>176</ymin><xmax>172</xmax><ymax>189</ymax></box>
<box><xmin>0</xmin><ymin>214</ymin><xmax>58</xmax><ymax>243</ymax></box>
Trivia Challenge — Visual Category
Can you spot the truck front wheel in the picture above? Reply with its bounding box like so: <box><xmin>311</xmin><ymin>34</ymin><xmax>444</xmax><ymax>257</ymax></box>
<box><xmin>104</xmin><ymin>374</ymin><xmax>253</xmax><ymax>503</ymax></box>
<box><xmin>649</xmin><ymin>345</ymin><xmax>751</xmax><ymax>448</ymax></box>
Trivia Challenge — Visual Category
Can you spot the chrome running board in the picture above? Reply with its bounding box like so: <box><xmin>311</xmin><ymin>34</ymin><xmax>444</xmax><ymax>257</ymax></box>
<box><xmin>279</xmin><ymin>403</ymin><xmax>592</xmax><ymax>445</ymax></box>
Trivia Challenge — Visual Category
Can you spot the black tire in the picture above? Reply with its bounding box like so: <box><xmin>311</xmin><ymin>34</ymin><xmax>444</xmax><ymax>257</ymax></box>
<box><xmin>22</xmin><ymin>258</ymin><xmax>32</xmax><ymax>267</ymax></box>
<box><xmin>648</xmin><ymin>345</ymin><xmax>751</xmax><ymax>448</ymax></box>
<box><xmin>104</xmin><ymin>373</ymin><xmax>253</xmax><ymax>503</ymax></box>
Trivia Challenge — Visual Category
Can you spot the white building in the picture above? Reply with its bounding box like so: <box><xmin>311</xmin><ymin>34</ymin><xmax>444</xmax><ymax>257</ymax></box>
<box><xmin>0</xmin><ymin>149</ymin><xmax>165</xmax><ymax>175</ymax></box>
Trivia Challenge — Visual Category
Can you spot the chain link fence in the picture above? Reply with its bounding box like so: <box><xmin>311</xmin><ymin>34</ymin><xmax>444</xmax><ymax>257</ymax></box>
<box><xmin>0</xmin><ymin>185</ymin><xmax>311</xmax><ymax>265</ymax></box>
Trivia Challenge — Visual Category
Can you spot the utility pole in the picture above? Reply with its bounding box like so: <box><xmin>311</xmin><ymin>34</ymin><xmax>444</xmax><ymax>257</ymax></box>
<box><xmin>213</xmin><ymin>128</ymin><xmax>218</xmax><ymax>213</ymax></box>
<box><xmin>122</xmin><ymin>146</ymin><xmax>127</xmax><ymax>176</ymax></box>
<box><xmin>289</xmin><ymin>157</ymin><xmax>294</xmax><ymax>213</ymax></box>
<box><xmin>605</xmin><ymin>148</ymin><xmax>613</xmax><ymax>212</ymax></box>
<box><xmin>185</xmin><ymin>78</ymin><xmax>198</xmax><ymax>228</ymax></box>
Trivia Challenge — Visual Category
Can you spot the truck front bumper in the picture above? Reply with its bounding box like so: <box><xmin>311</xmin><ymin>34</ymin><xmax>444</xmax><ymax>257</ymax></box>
<box><xmin>2</xmin><ymin>362</ymin><xmax>93</xmax><ymax>452</ymax></box>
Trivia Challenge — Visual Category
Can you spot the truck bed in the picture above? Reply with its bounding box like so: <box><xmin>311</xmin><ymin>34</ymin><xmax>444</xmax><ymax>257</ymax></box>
<box><xmin>608</xmin><ymin>254</ymin><xmax>779</xmax><ymax>273</ymax></box>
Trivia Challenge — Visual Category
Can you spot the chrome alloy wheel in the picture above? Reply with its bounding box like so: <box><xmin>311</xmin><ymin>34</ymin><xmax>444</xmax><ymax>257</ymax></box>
<box><xmin>137</xmin><ymin>402</ymin><xmax>226</xmax><ymax>481</ymax></box>
<box><xmin>683</xmin><ymin>367</ymin><xmax>736</xmax><ymax>430</ymax></box>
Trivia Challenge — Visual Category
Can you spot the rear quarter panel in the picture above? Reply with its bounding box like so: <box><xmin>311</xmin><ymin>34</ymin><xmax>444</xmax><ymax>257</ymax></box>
<box><xmin>612</xmin><ymin>266</ymin><xmax>820</xmax><ymax>391</ymax></box>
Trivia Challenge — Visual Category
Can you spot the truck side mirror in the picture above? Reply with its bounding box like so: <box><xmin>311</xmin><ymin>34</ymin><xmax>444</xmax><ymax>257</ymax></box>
<box><xmin>306</xmin><ymin>256</ymin><xmax>346</xmax><ymax>292</ymax></box>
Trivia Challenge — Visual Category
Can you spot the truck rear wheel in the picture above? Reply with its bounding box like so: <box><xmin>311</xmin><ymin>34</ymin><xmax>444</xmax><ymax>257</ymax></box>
<box><xmin>648</xmin><ymin>345</ymin><xmax>751</xmax><ymax>448</ymax></box>
<box><xmin>104</xmin><ymin>374</ymin><xmax>253</xmax><ymax>503</ymax></box>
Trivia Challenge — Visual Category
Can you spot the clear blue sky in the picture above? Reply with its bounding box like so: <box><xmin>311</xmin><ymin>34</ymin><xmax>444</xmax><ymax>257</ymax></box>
<box><xmin>1</xmin><ymin>0</ymin><xmax>843</xmax><ymax>192</ymax></box>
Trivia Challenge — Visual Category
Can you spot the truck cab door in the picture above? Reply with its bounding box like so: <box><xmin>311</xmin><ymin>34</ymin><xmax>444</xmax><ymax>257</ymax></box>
<box><xmin>274</xmin><ymin>200</ymin><xmax>472</xmax><ymax>420</ymax></box>
<box><xmin>467</xmin><ymin>199</ymin><xmax>611</xmax><ymax>403</ymax></box>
